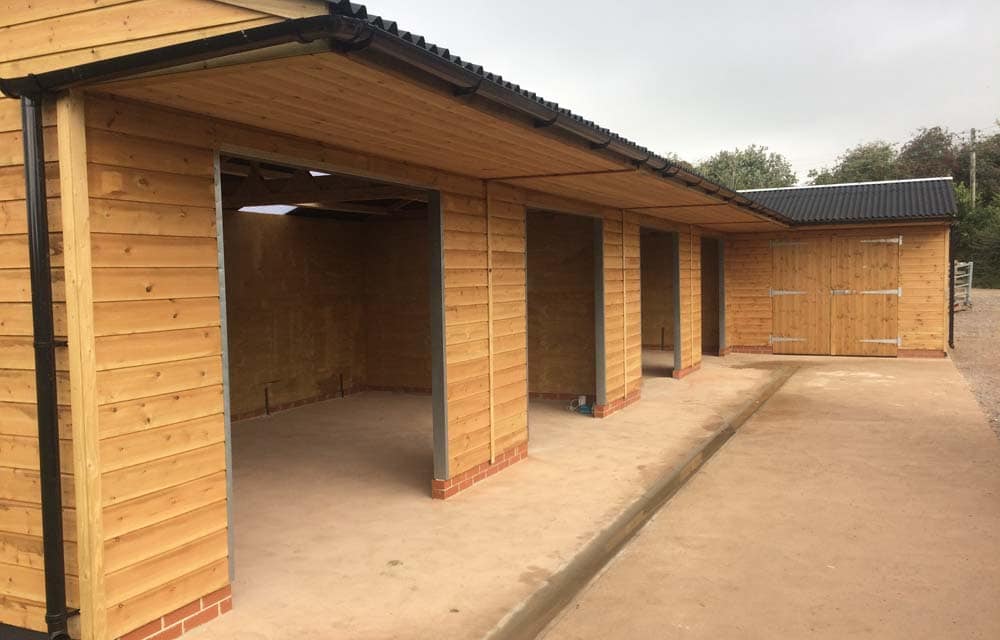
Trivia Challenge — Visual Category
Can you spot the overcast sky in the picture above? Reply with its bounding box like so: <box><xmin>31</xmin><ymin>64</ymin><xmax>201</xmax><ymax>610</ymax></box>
<box><xmin>366</xmin><ymin>0</ymin><xmax>999</xmax><ymax>184</ymax></box>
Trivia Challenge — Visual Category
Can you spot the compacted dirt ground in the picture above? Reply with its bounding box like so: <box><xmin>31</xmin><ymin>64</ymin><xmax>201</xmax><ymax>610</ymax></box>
<box><xmin>542</xmin><ymin>356</ymin><xmax>1000</xmax><ymax>640</ymax></box>
<box><xmin>952</xmin><ymin>288</ymin><xmax>1000</xmax><ymax>437</ymax></box>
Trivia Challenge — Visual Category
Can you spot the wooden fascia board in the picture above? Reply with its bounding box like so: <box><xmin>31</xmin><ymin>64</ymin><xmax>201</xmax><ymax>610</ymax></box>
<box><xmin>211</xmin><ymin>0</ymin><xmax>328</xmax><ymax>18</ymax></box>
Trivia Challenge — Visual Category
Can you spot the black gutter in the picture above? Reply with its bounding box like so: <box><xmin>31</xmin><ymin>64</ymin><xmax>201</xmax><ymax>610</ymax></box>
<box><xmin>21</xmin><ymin>95</ymin><xmax>71</xmax><ymax>640</ymax></box>
<box><xmin>0</xmin><ymin>15</ymin><xmax>366</xmax><ymax>97</ymax></box>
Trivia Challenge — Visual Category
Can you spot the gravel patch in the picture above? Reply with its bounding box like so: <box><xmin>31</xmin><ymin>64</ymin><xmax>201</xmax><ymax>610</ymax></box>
<box><xmin>952</xmin><ymin>288</ymin><xmax>1000</xmax><ymax>437</ymax></box>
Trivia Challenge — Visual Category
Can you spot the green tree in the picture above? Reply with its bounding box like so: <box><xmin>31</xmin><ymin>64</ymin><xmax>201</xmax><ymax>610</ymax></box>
<box><xmin>956</xmin><ymin>125</ymin><xmax>1000</xmax><ymax>204</ymax></box>
<box><xmin>695</xmin><ymin>145</ymin><xmax>797</xmax><ymax>190</ymax></box>
<box><xmin>896</xmin><ymin>126</ymin><xmax>959</xmax><ymax>179</ymax></box>
<box><xmin>808</xmin><ymin>141</ymin><xmax>898</xmax><ymax>184</ymax></box>
<box><xmin>954</xmin><ymin>182</ymin><xmax>1000</xmax><ymax>287</ymax></box>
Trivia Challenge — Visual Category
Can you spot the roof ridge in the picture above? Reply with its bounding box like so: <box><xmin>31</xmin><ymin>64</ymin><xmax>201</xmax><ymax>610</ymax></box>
<box><xmin>740</xmin><ymin>176</ymin><xmax>954</xmax><ymax>193</ymax></box>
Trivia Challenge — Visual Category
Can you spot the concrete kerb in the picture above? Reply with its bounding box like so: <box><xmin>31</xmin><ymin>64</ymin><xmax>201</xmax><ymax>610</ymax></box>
<box><xmin>486</xmin><ymin>364</ymin><xmax>800</xmax><ymax>640</ymax></box>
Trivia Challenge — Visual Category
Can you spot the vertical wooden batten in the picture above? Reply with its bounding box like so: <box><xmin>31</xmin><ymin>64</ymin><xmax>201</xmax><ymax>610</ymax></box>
<box><xmin>57</xmin><ymin>90</ymin><xmax>106</xmax><ymax>640</ymax></box>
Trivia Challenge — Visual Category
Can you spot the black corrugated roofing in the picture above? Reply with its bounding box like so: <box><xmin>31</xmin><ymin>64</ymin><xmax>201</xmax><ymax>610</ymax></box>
<box><xmin>740</xmin><ymin>178</ymin><xmax>957</xmax><ymax>225</ymax></box>
<box><xmin>323</xmin><ymin>1</ymin><xmax>793</xmax><ymax>224</ymax></box>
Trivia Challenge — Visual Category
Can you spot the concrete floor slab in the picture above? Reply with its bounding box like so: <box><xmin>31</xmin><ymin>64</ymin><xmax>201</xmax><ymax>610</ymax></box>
<box><xmin>542</xmin><ymin>356</ymin><xmax>1000</xmax><ymax>640</ymax></box>
<box><xmin>186</xmin><ymin>355</ymin><xmax>774</xmax><ymax>640</ymax></box>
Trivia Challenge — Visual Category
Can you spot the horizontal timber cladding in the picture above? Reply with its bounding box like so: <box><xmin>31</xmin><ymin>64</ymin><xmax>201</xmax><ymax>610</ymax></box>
<box><xmin>640</xmin><ymin>231</ymin><xmax>675</xmax><ymax>350</ymax></box>
<box><xmin>442</xmin><ymin>190</ymin><xmax>528</xmax><ymax>478</ymax></box>
<box><xmin>700</xmin><ymin>237</ymin><xmax>721</xmax><ymax>354</ymax></box>
<box><xmin>0</xmin><ymin>97</ymin><xmax>79</xmax><ymax>633</ymax></box>
<box><xmin>672</xmin><ymin>226</ymin><xmax>701</xmax><ymax>374</ymax></box>
<box><xmin>598</xmin><ymin>213</ymin><xmax>642</xmax><ymax>413</ymax></box>
<box><xmin>526</xmin><ymin>211</ymin><xmax>596</xmax><ymax>398</ymax></box>
<box><xmin>0</xmin><ymin>0</ymin><xmax>282</xmax><ymax>77</ymax></box>
<box><xmin>724</xmin><ymin>225</ymin><xmax>949</xmax><ymax>355</ymax></box>
<box><xmin>222</xmin><ymin>211</ymin><xmax>367</xmax><ymax>419</ymax></box>
<box><xmin>223</xmin><ymin>209</ymin><xmax>433</xmax><ymax>419</ymax></box>
<box><xmin>76</xmin><ymin>94</ymin><xmax>228</xmax><ymax>640</ymax></box>
<box><xmin>365</xmin><ymin>217</ymin><xmax>432</xmax><ymax>392</ymax></box>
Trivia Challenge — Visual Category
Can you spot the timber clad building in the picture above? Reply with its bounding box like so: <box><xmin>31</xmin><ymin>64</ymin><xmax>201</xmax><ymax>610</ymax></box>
<box><xmin>0</xmin><ymin>2</ymin><xmax>955</xmax><ymax>639</ymax></box>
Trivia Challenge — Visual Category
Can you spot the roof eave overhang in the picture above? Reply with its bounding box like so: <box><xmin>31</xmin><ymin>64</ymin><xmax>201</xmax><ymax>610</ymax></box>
<box><xmin>0</xmin><ymin>12</ymin><xmax>792</xmax><ymax>226</ymax></box>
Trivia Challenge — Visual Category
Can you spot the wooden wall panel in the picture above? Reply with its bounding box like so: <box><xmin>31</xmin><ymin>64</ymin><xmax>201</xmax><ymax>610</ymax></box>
<box><xmin>700</xmin><ymin>237</ymin><xmax>721</xmax><ymax>353</ymax></box>
<box><xmin>623</xmin><ymin>220</ymin><xmax>642</xmax><ymax>393</ymax></box>
<box><xmin>674</xmin><ymin>227</ymin><xmax>701</xmax><ymax>371</ymax></box>
<box><xmin>365</xmin><ymin>218</ymin><xmax>431</xmax><ymax>391</ymax></box>
<box><xmin>598</xmin><ymin>214</ymin><xmax>641</xmax><ymax>402</ymax></box>
<box><xmin>0</xmin><ymin>0</ymin><xmax>280</xmax><ymax>77</ymax></box>
<box><xmin>639</xmin><ymin>232</ymin><xmax>675</xmax><ymax>350</ymax></box>
<box><xmin>0</xmin><ymin>97</ymin><xmax>79</xmax><ymax>633</ymax></box>
<box><xmin>724</xmin><ymin>236</ymin><xmax>772</xmax><ymax>349</ymax></box>
<box><xmin>488</xmin><ymin>199</ymin><xmax>528</xmax><ymax>455</ymax></box>
<box><xmin>442</xmin><ymin>191</ymin><xmax>527</xmax><ymax>476</ymax></box>
<box><xmin>526</xmin><ymin>211</ymin><xmax>595</xmax><ymax>396</ymax></box>
<box><xmin>899</xmin><ymin>226</ymin><xmax>948</xmax><ymax>352</ymax></box>
<box><xmin>223</xmin><ymin>211</ymin><xmax>366</xmax><ymax>417</ymax></box>
<box><xmin>601</xmin><ymin>215</ymin><xmax>625</xmax><ymax>401</ymax></box>
<box><xmin>82</xmin><ymin>103</ymin><xmax>228</xmax><ymax>640</ymax></box>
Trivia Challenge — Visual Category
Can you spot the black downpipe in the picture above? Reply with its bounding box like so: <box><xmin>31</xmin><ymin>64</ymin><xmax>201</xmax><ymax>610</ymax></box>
<box><xmin>21</xmin><ymin>95</ymin><xmax>71</xmax><ymax>640</ymax></box>
<box><xmin>948</xmin><ymin>224</ymin><xmax>957</xmax><ymax>349</ymax></box>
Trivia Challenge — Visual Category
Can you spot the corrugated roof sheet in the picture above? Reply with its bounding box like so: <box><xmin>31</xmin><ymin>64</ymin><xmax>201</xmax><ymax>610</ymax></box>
<box><xmin>325</xmin><ymin>1</ymin><xmax>643</xmax><ymax>156</ymax></box>
<box><xmin>324</xmin><ymin>1</ymin><xmax>792</xmax><ymax>224</ymax></box>
<box><xmin>740</xmin><ymin>178</ymin><xmax>957</xmax><ymax>224</ymax></box>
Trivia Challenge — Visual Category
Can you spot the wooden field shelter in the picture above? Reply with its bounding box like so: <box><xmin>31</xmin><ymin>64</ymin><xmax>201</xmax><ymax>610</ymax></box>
<box><xmin>0</xmin><ymin>2</ymin><xmax>956</xmax><ymax>639</ymax></box>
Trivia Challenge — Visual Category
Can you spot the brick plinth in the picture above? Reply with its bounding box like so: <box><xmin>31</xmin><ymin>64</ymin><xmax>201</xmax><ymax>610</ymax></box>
<box><xmin>729</xmin><ymin>345</ymin><xmax>774</xmax><ymax>354</ymax></box>
<box><xmin>432</xmin><ymin>442</ymin><xmax>527</xmax><ymax>499</ymax></box>
<box><xmin>898</xmin><ymin>349</ymin><xmax>947</xmax><ymax>358</ymax></box>
<box><xmin>118</xmin><ymin>586</ymin><xmax>232</xmax><ymax>640</ymax></box>
<box><xmin>671</xmin><ymin>363</ymin><xmax>702</xmax><ymax>379</ymax></box>
<box><xmin>593</xmin><ymin>388</ymin><xmax>641</xmax><ymax>418</ymax></box>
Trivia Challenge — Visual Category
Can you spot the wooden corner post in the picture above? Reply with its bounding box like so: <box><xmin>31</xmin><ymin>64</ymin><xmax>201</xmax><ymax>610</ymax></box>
<box><xmin>428</xmin><ymin>191</ymin><xmax>449</xmax><ymax>481</ymax></box>
<box><xmin>57</xmin><ymin>89</ymin><xmax>106</xmax><ymax>640</ymax></box>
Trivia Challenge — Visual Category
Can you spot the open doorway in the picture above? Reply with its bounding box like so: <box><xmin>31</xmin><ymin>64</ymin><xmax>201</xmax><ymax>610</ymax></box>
<box><xmin>639</xmin><ymin>229</ymin><xmax>677</xmax><ymax>377</ymax></box>
<box><xmin>217</xmin><ymin>154</ymin><xmax>442</xmax><ymax>580</ymax></box>
<box><xmin>526</xmin><ymin>210</ymin><xmax>597</xmax><ymax>414</ymax></box>
<box><xmin>701</xmin><ymin>237</ymin><xmax>723</xmax><ymax>355</ymax></box>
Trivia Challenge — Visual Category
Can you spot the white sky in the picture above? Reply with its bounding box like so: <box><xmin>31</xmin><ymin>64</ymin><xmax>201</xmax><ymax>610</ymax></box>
<box><xmin>365</xmin><ymin>0</ymin><xmax>1000</xmax><ymax>184</ymax></box>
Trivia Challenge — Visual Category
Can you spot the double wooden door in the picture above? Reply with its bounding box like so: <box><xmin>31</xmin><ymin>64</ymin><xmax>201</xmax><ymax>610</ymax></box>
<box><xmin>771</xmin><ymin>234</ymin><xmax>901</xmax><ymax>356</ymax></box>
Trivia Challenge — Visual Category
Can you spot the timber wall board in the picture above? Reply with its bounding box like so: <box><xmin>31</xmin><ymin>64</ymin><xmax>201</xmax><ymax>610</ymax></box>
<box><xmin>0</xmin><ymin>97</ymin><xmax>79</xmax><ymax>633</ymax></box>
<box><xmin>0</xmin><ymin>0</ymin><xmax>281</xmax><ymax>77</ymax></box>
<box><xmin>222</xmin><ymin>211</ymin><xmax>367</xmax><ymax>418</ymax></box>
<box><xmin>364</xmin><ymin>217</ymin><xmax>432</xmax><ymax>392</ymax></box>
<box><xmin>725</xmin><ymin>225</ymin><xmax>949</xmax><ymax>354</ymax></box>
<box><xmin>724</xmin><ymin>236</ymin><xmax>771</xmax><ymax>349</ymax></box>
<box><xmin>899</xmin><ymin>227</ymin><xmax>949</xmax><ymax>352</ymax></box>
<box><xmin>442</xmin><ymin>192</ymin><xmax>528</xmax><ymax>476</ymax></box>
<box><xmin>83</xmin><ymin>97</ymin><xmax>229</xmax><ymax>640</ymax></box>
<box><xmin>526</xmin><ymin>211</ymin><xmax>595</xmax><ymax>397</ymax></box>
<box><xmin>676</xmin><ymin>227</ymin><xmax>702</xmax><ymax>371</ymax></box>
<box><xmin>600</xmin><ymin>215</ymin><xmax>642</xmax><ymax>402</ymax></box>
<box><xmin>700</xmin><ymin>237</ymin><xmax>720</xmax><ymax>354</ymax></box>
<box><xmin>639</xmin><ymin>231</ymin><xmax>674</xmax><ymax>350</ymax></box>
